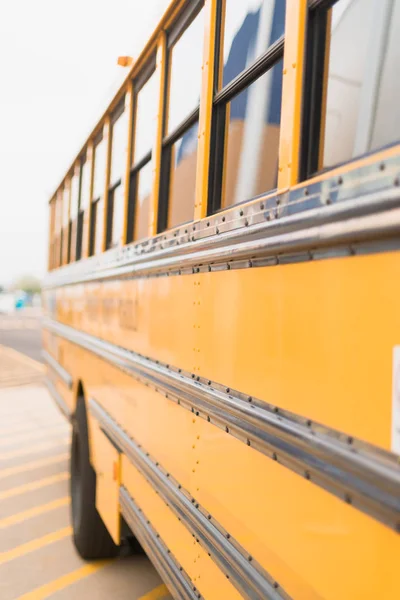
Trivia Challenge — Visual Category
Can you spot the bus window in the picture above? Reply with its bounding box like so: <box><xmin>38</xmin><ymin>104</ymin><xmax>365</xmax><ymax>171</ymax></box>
<box><xmin>127</xmin><ymin>66</ymin><xmax>157</xmax><ymax>242</ymax></box>
<box><xmin>312</xmin><ymin>0</ymin><xmax>400</xmax><ymax>171</ymax></box>
<box><xmin>90</xmin><ymin>135</ymin><xmax>106</xmax><ymax>255</ymax></box>
<box><xmin>69</xmin><ymin>166</ymin><xmax>80</xmax><ymax>262</ymax></box>
<box><xmin>159</xmin><ymin>5</ymin><xmax>204</xmax><ymax>232</ymax></box>
<box><xmin>76</xmin><ymin>156</ymin><xmax>89</xmax><ymax>261</ymax></box>
<box><xmin>222</xmin><ymin>0</ymin><xmax>285</xmax><ymax>87</ymax></box>
<box><xmin>210</xmin><ymin>0</ymin><xmax>285</xmax><ymax>211</ymax></box>
<box><xmin>62</xmin><ymin>181</ymin><xmax>71</xmax><ymax>264</ymax></box>
<box><xmin>55</xmin><ymin>189</ymin><xmax>63</xmax><ymax>267</ymax></box>
<box><xmin>107</xmin><ymin>101</ymin><xmax>127</xmax><ymax>249</ymax></box>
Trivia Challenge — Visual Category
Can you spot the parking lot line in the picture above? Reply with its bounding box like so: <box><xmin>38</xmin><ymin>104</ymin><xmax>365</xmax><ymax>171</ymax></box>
<box><xmin>139</xmin><ymin>584</ymin><xmax>170</xmax><ymax>600</ymax></box>
<box><xmin>0</xmin><ymin>526</ymin><xmax>72</xmax><ymax>566</ymax></box>
<box><xmin>0</xmin><ymin>454</ymin><xmax>69</xmax><ymax>481</ymax></box>
<box><xmin>0</xmin><ymin>472</ymin><xmax>69</xmax><ymax>501</ymax></box>
<box><xmin>0</xmin><ymin>497</ymin><xmax>70</xmax><ymax>529</ymax></box>
<box><xmin>0</xmin><ymin>425</ymin><xmax>67</xmax><ymax>448</ymax></box>
<box><xmin>0</xmin><ymin>439</ymin><xmax>69</xmax><ymax>461</ymax></box>
<box><xmin>16</xmin><ymin>561</ymin><xmax>109</xmax><ymax>600</ymax></box>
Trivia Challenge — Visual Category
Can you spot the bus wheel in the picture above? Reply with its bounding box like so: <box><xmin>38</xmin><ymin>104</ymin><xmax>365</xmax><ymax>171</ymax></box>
<box><xmin>70</xmin><ymin>398</ymin><xmax>119</xmax><ymax>559</ymax></box>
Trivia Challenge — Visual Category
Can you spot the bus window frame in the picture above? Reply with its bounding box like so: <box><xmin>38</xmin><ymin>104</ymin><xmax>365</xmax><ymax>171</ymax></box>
<box><xmin>157</xmin><ymin>0</ymin><xmax>204</xmax><ymax>234</ymax></box>
<box><xmin>300</xmin><ymin>0</ymin><xmax>334</xmax><ymax>180</ymax></box>
<box><xmin>89</xmin><ymin>130</ymin><xmax>104</xmax><ymax>256</ymax></box>
<box><xmin>207</xmin><ymin>0</ymin><xmax>285</xmax><ymax>216</ymax></box>
<box><xmin>106</xmin><ymin>97</ymin><xmax>126</xmax><ymax>250</ymax></box>
<box><xmin>126</xmin><ymin>56</ymin><xmax>157</xmax><ymax>243</ymax></box>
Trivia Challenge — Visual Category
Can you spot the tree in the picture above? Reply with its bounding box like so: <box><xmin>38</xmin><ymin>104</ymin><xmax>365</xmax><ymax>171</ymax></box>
<box><xmin>13</xmin><ymin>275</ymin><xmax>41</xmax><ymax>295</ymax></box>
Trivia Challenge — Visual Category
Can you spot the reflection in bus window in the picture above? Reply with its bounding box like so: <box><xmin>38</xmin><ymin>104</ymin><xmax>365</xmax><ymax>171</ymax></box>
<box><xmin>134</xmin><ymin>161</ymin><xmax>152</xmax><ymax>241</ymax></box>
<box><xmin>322</xmin><ymin>0</ymin><xmax>400</xmax><ymax>168</ymax></box>
<box><xmin>93</xmin><ymin>138</ymin><xmax>106</xmax><ymax>199</ymax></box>
<box><xmin>111</xmin><ymin>184</ymin><xmax>125</xmax><ymax>246</ymax></box>
<box><xmin>168</xmin><ymin>121</ymin><xmax>198</xmax><ymax>228</ymax></box>
<box><xmin>108</xmin><ymin>108</ymin><xmax>127</xmax><ymax>248</ymax></box>
<box><xmin>70</xmin><ymin>171</ymin><xmax>80</xmax><ymax>220</ymax></box>
<box><xmin>80</xmin><ymin>160</ymin><xmax>90</xmax><ymax>211</ymax></box>
<box><xmin>168</xmin><ymin>8</ymin><xmax>204</xmax><ymax>133</ymax></box>
<box><xmin>62</xmin><ymin>184</ymin><xmax>70</xmax><ymax>227</ymax></box>
<box><xmin>133</xmin><ymin>71</ymin><xmax>157</xmax><ymax>164</ymax></box>
<box><xmin>222</xmin><ymin>60</ymin><xmax>283</xmax><ymax>207</ymax></box>
<box><xmin>222</xmin><ymin>0</ymin><xmax>285</xmax><ymax>88</ymax></box>
<box><xmin>111</xmin><ymin>110</ymin><xmax>127</xmax><ymax>184</ymax></box>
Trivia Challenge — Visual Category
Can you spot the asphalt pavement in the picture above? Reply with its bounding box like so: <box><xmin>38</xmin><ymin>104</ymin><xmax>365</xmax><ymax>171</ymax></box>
<box><xmin>0</xmin><ymin>311</ymin><xmax>43</xmax><ymax>363</ymax></box>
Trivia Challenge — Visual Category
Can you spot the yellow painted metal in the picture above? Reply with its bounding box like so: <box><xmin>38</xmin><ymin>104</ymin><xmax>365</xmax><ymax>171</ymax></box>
<box><xmin>122</xmin><ymin>456</ymin><xmax>242</xmax><ymax>600</ymax></box>
<box><xmin>82</xmin><ymin>141</ymin><xmax>95</xmax><ymax>259</ymax></box>
<box><xmin>194</xmin><ymin>0</ymin><xmax>218</xmax><ymax>221</ymax></box>
<box><xmin>52</xmin><ymin>247</ymin><xmax>400</xmax><ymax>451</ymax></box>
<box><xmin>277</xmin><ymin>0</ymin><xmax>307</xmax><ymax>189</ymax></box>
<box><xmin>90</xmin><ymin>420</ymin><xmax>121</xmax><ymax>544</ymax></box>
<box><xmin>121</xmin><ymin>82</ymin><xmax>134</xmax><ymax>245</ymax></box>
<box><xmin>149</xmin><ymin>33</ymin><xmax>167</xmax><ymax>237</ymax></box>
<box><xmin>101</xmin><ymin>117</ymin><xmax>112</xmax><ymax>252</ymax></box>
<box><xmin>53</xmin><ymin>339</ymin><xmax>400</xmax><ymax>600</ymax></box>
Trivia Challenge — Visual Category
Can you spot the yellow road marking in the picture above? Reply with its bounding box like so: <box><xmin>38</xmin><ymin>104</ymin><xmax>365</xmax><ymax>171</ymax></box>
<box><xmin>0</xmin><ymin>526</ymin><xmax>72</xmax><ymax>566</ymax></box>
<box><xmin>0</xmin><ymin>425</ymin><xmax>67</xmax><ymax>448</ymax></box>
<box><xmin>0</xmin><ymin>497</ymin><xmax>70</xmax><ymax>529</ymax></box>
<box><xmin>0</xmin><ymin>439</ymin><xmax>69</xmax><ymax>461</ymax></box>
<box><xmin>0</xmin><ymin>472</ymin><xmax>69</xmax><ymax>501</ymax></box>
<box><xmin>0</xmin><ymin>453</ymin><xmax>68</xmax><ymax>480</ymax></box>
<box><xmin>139</xmin><ymin>584</ymin><xmax>170</xmax><ymax>600</ymax></box>
<box><xmin>16</xmin><ymin>561</ymin><xmax>109</xmax><ymax>599</ymax></box>
<box><xmin>0</xmin><ymin>344</ymin><xmax>45</xmax><ymax>373</ymax></box>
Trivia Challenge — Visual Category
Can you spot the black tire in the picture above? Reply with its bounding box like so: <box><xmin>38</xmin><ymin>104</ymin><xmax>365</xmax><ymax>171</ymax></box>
<box><xmin>70</xmin><ymin>397</ymin><xmax>119</xmax><ymax>559</ymax></box>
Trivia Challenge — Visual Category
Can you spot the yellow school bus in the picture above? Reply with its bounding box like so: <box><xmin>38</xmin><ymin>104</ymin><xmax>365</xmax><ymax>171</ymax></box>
<box><xmin>43</xmin><ymin>0</ymin><xmax>400</xmax><ymax>598</ymax></box>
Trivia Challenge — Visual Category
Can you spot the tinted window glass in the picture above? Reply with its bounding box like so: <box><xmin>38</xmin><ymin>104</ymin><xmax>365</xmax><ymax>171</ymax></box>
<box><xmin>80</xmin><ymin>160</ymin><xmax>90</xmax><ymax>211</ymax></box>
<box><xmin>134</xmin><ymin>161</ymin><xmax>152</xmax><ymax>241</ymax></box>
<box><xmin>94</xmin><ymin>198</ymin><xmax>104</xmax><ymax>254</ymax></box>
<box><xmin>222</xmin><ymin>0</ymin><xmax>285</xmax><ymax>88</ymax></box>
<box><xmin>62</xmin><ymin>184</ymin><xmax>70</xmax><ymax>226</ymax></box>
<box><xmin>221</xmin><ymin>59</ymin><xmax>283</xmax><ymax>207</ymax></box>
<box><xmin>111</xmin><ymin>184</ymin><xmax>124</xmax><ymax>247</ymax></box>
<box><xmin>322</xmin><ymin>0</ymin><xmax>400</xmax><ymax>168</ymax></box>
<box><xmin>168</xmin><ymin>9</ymin><xmax>204</xmax><ymax>133</ymax></box>
<box><xmin>55</xmin><ymin>191</ymin><xmax>63</xmax><ymax>232</ymax></box>
<box><xmin>371</xmin><ymin>0</ymin><xmax>400</xmax><ymax>150</ymax></box>
<box><xmin>168</xmin><ymin>121</ymin><xmax>198</xmax><ymax>228</ymax></box>
<box><xmin>110</xmin><ymin>110</ymin><xmax>127</xmax><ymax>184</ymax></box>
<box><xmin>93</xmin><ymin>137</ymin><xmax>106</xmax><ymax>199</ymax></box>
<box><xmin>70</xmin><ymin>171</ymin><xmax>80</xmax><ymax>219</ymax></box>
<box><xmin>133</xmin><ymin>71</ymin><xmax>158</xmax><ymax>164</ymax></box>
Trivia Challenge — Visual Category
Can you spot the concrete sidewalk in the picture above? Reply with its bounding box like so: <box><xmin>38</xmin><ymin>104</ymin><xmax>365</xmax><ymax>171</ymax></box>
<box><xmin>0</xmin><ymin>349</ymin><xmax>171</xmax><ymax>600</ymax></box>
<box><xmin>0</xmin><ymin>345</ymin><xmax>44</xmax><ymax>388</ymax></box>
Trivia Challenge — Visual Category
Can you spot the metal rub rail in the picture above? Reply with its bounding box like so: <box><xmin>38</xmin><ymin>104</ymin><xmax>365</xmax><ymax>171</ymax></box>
<box><xmin>42</xmin><ymin>350</ymin><xmax>73</xmax><ymax>389</ymax></box>
<box><xmin>44</xmin><ymin>168</ymin><xmax>400</xmax><ymax>289</ymax></box>
<box><xmin>91</xmin><ymin>399</ymin><xmax>288</xmax><ymax>600</ymax></box>
<box><xmin>45</xmin><ymin>377</ymin><xmax>71</xmax><ymax>421</ymax></box>
<box><xmin>120</xmin><ymin>488</ymin><xmax>201</xmax><ymax>600</ymax></box>
<box><xmin>45</xmin><ymin>319</ymin><xmax>400</xmax><ymax>533</ymax></box>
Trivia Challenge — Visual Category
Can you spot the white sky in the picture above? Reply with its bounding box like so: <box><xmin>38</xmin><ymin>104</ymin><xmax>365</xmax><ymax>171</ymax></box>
<box><xmin>0</xmin><ymin>0</ymin><xmax>170</xmax><ymax>287</ymax></box>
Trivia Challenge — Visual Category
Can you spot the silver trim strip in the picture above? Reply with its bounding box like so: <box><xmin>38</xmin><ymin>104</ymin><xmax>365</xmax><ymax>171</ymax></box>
<box><xmin>120</xmin><ymin>488</ymin><xmax>200</xmax><ymax>600</ymax></box>
<box><xmin>45</xmin><ymin>318</ymin><xmax>400</xmax><ymax>532</ymax></box>
<box><xmin>42</xmin><ymin>350</ymin><xmax>73</xmax><ymax>389</ymax></box>
<box><xmin>45</xmin><ymin>183</ymin><xmax>400</xmax><ymax>288</ymax></box>
<box><xmin>45</xmin><ymin>377</ymin><xmax>71</xmax><ymax>421</ymax></box>
<box><xmin>91</xmin><ymin>400</ymin><xmax>287</xmax><ymax>600</ymax></box>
